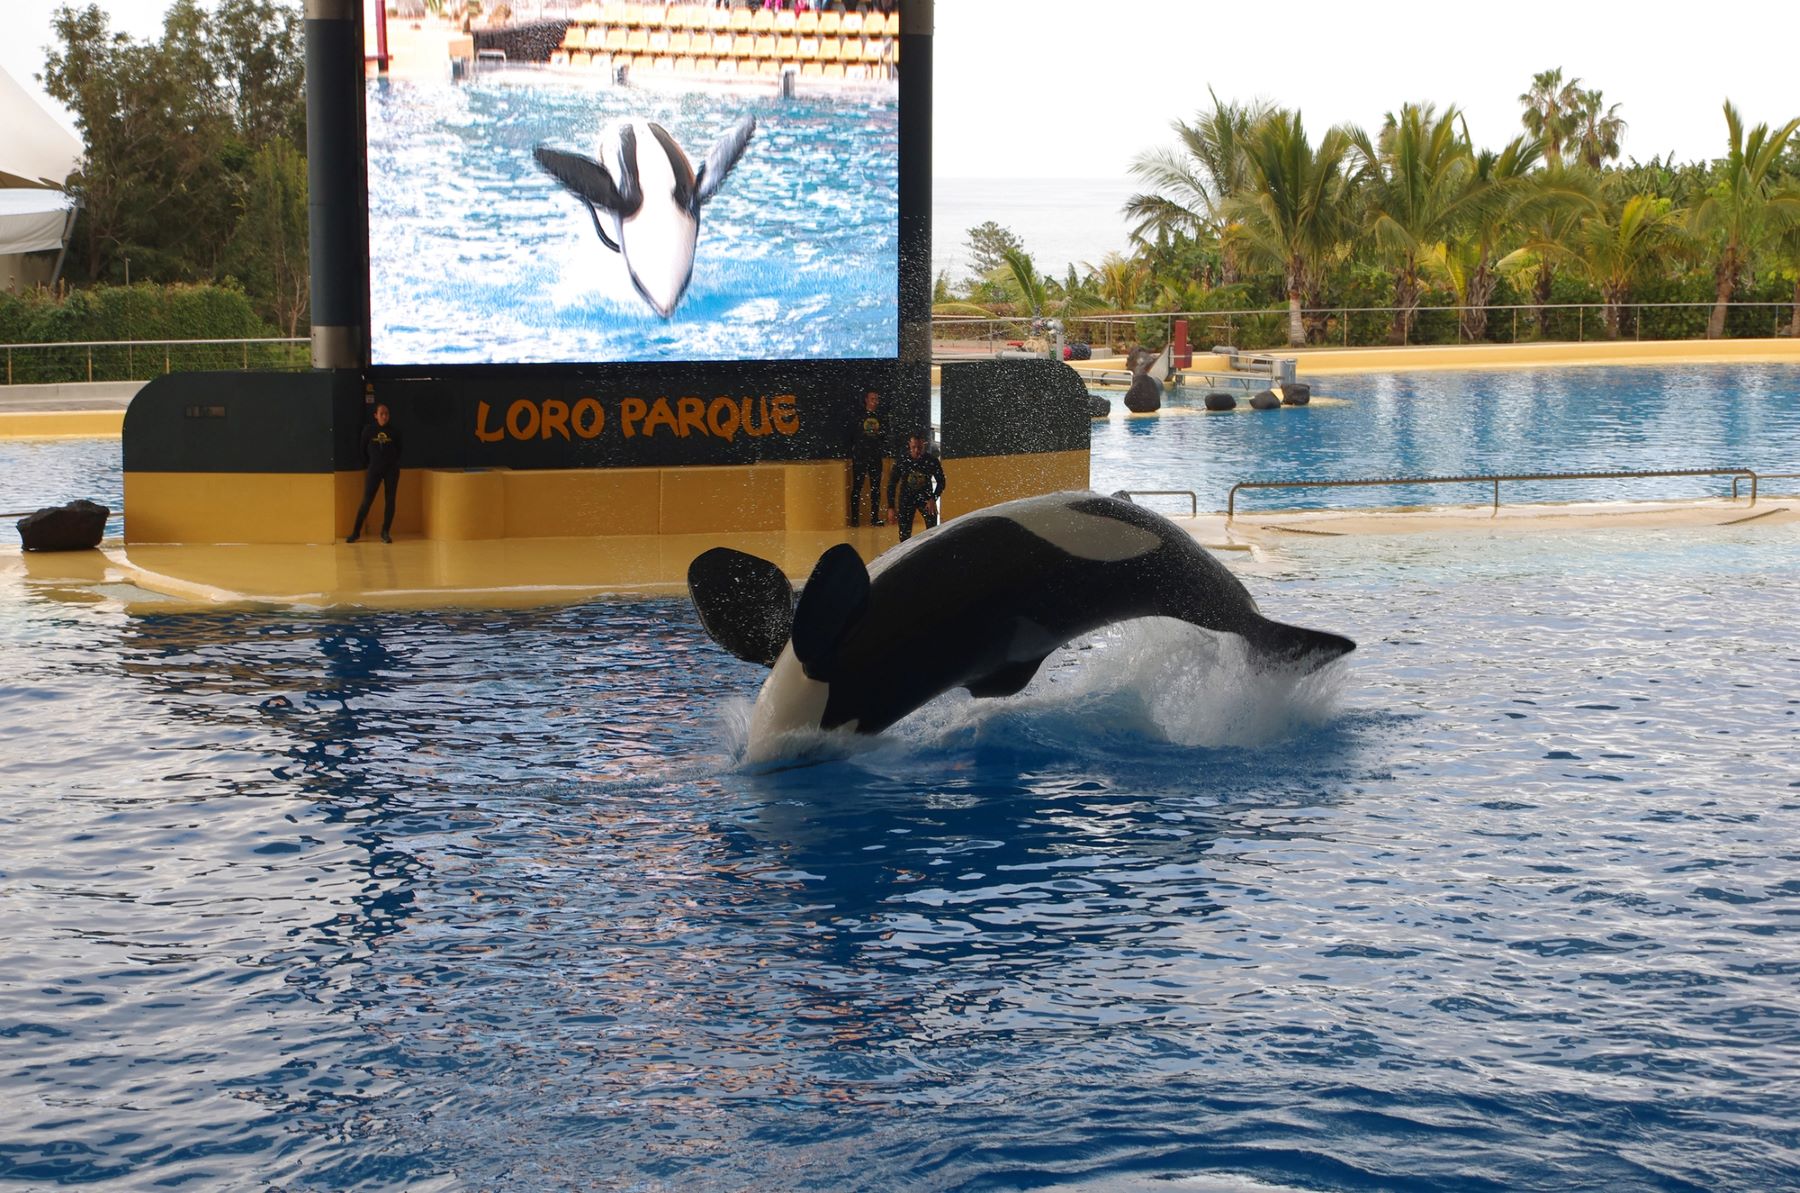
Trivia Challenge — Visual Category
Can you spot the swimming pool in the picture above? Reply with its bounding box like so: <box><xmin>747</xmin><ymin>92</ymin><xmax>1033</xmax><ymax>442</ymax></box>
<box><xmin>4</xmin><ymin>518</ymin><xmax>1797</xmax><ymax>1189</ymax></box>
<box><xmin>3</xmin><ymin>364</ymin><xmax>1798</xmax><ymax>1188</ymax></box>
<box><xmin>1091</xmin><ymin>363</ymin><xmax>1800</xmax><ymax>513</ymax></box>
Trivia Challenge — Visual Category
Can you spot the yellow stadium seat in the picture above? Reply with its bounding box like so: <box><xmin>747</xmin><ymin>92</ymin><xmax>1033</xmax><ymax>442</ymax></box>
<box><xmin>667</xmin><ymin>30</ymin><xmax>691</xmax><ymax>53</ymax></box>
<box><xmin>796</xmin><ymin>10</ymin><xmax>818</xmax><ymax>34</ymax></box>
<box><xmin>729</xmin><ymin>8</ymin><xmax>752</xmax><ymax>32</ymax></box>
<box><xmin>751</xmin><ymin>9</ymin><xmax>774</xmax><ymax>33</ymax></box>
<box><xmin>816</xmin><ymin>37</ymin><xmax>839</xmax><ymax>62</ymax></box>
<box><xmin>602</xmin><ymin>1</ymin><xmax>629</xmax><ymax>24</ymax></box>
<box><xmin>797</xmin><ymin>35</ymin><xmax>819</xmax><ymax>59</ymax></box>
<box><xmin>574</xmin><ymin>2</ymin><xmax>602</xmax><ymax>22</ymax></box>
<box><xmin>604</xmin><ymin>27</ymin><xmax>628</xmax><ymax>51</ymax></box>
<box><xmin>823</xmin><ymin>61</ymin><xmax>843</xmax><ymax>78</ymax></box>
<box><xmin>775</xmin><ymin>34</ymin><xmax>797</xmax><ymax>59</ymax></box>
<box><xmin>774</xmin><ymin>9</ymin><xmax>796</xmax><ymax>33</ymax></box>
<box><xmin>560</xmin><ymin>25</ymin><xmax>586</xmax><ymax>48</ymax></box>
<box><xmin>625</xmin><ymin>29</ymin><xmax>648</xmax><ymax>53</ymax></box>
<box><xmin>800</xmin><ymin>60</ymin><xmax>821</xmax><ymax>77</ymax></box>
<box><xmin>675</xmin><ymin>54</ymin><xmax>697</xmax><ymax>72</ymax></box>
<box><xmin>715</xmin><ymin>56</ymin><xmax>737</xmax><ymax>75</ymax></box>
<box><xmin>752</xmin><ymin>33</ymin><xmax>776</xmax><ymax>58</ymax></box>
<box><xmin>648</xmin><ymin>28</ymin><xmax>670</xmax><ymax>52</ymax></box>
<box><xmin>845</xmin><ymin>62</ymin><xmax>868</xmax><ymax>80</ymax></box>
<box><xmin>640</xmin><ymin>5</ymin><xmax>669</xmax><ymax>28</ymax></box>
<box><xmin>707</xmin><ymin>6</ymin><xmax>730</xmax><ymax>31</ymax></box>
<box><xmin>760</xmin><ymin>58</ymin><xmax>781</xmax><ymax>76</ymax></box>
<box><xmin>652</xmin><ymin>54</ymin><xmax>675</xmax><ymax>71</ymax></box>
<box><xmin>571</xmin><ymin>50</ymin><xmax>590</xmax><ymax>65</ymax></box>
<box><xmin>841</xmin><ymin>12</ymin><xmax>863</xmax><ymax>35</ymax></box>
<box><xmin>693</xmin><ymin>55</ymin><xmax>717</xmax><ymax>73</ymax></box>
<box><xmin>731</xmin><ymin>33</ymin><xmax>755</xmax><ymax>57</ymax></box>
<box><xmin>588</xmin><ymin>51</ymin><xmax>612</xmax><ymax>71</ymax></box>
<box><xmin>818</xmin><ymin>11</ymin><xmax>839</xmax><ymax>35</ymax></box>
<box><xmin>619</xmin><ymin>3</ymin><xmax>643</xmax><ymax>27</ymax></box>
<box><xmin>674</xmin><ymin>5</ymin><xmax>701</xmax><ymax>28</ymax></box>
<box><xmin>884</xmin><ymin>12</ymin><xmax>899</xmax><ymax>35</ymax></box>
<box><xmin>550</xmin><ymin>48</ymin><xmax>569</xmax><ymax>64</ymax></box>
<box><xmin>863</xmin><ymin>37</ymin><xmax>884</xmax><ymax>62</ymax></box>
<box><xmin>710</xmin><ymin>31</ymin><xmax>734</xmax><ymax>55</ymax></box>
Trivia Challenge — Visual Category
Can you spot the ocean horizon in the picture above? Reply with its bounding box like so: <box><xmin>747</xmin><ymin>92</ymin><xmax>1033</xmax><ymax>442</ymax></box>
<box><xmin>932</xmin><ymin>175</ymin><xmax>1139</xmax><ymax>288</ymax></box>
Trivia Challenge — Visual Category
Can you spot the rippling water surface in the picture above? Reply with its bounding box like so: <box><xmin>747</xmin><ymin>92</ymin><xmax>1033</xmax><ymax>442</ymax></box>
<box><xmin>4</xmin><ymin>366</ymin><xmax>1800</xmax><ymax>1189</ymax></box>
<box><xmin>365</xmin><ymin>75</ymin><xmax>899</xmax><ymax>365</ymax></box>
<box><xmin>1093</xmin><ymin>363</ymin><xmax>1800</xmax><ymax>512</ymax></box>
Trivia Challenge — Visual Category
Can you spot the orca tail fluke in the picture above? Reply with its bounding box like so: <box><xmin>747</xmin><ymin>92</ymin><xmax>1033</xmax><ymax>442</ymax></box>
<box><xmin>1239</xmin><ymin>616</ymin><xmax>1356</xmax><ymax>671</ymax></box>
<box><xmin>687</xmin><ymin>548</ymin><xmax>795</xmax><ymax>667</ymax></box>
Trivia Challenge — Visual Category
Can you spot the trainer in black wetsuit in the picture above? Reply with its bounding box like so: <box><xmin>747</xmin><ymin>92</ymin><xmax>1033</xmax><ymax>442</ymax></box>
<box><xmin>347</xmin><ymin>403</ymin><xmax>402</xmax><ymax>543</ymax></box>
<box><xmin>886</xmin><ymin>433</ymin><xmax>945</xmax><ymax>542</ymax></box>
<box><xmin>847</xmin><ymin>388</ymin><xmax>888</xmax><ymax>526</ymax></box>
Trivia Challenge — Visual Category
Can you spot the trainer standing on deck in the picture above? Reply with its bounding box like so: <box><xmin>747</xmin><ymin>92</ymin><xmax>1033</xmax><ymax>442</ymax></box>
<box><xmin>347</xmin><ymin>403</ymin><xmax>402</xmax><ymax>544</ymax></box>
<box><xmin>886</xmin><ymin>433</ymin><xmax>945</xmax><ymax>542</ymax></box>
<box><xmin>847</xmin><ymin>388</ymin><xmax>889</xmax><ymax>527</ymax></box>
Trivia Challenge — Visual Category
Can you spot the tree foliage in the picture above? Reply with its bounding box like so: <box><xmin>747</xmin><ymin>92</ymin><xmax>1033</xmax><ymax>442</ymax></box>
<box><xmin>37</xmin><ymin>0</ymin><xmax>307</xmax><ymax>330</ymax></box>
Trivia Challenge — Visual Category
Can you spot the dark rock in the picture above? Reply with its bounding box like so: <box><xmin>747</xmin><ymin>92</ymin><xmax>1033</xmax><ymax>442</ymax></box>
<box><xmin>1088</xmin><ymin>393</ymin><xmax>1112</xmax><ymax>418</ymax></box>
<box><xmin>1249</xmin><ymin>389</ymin><xmax>1280</xmax><ymax>410</ymax></box>
<box><xmin>1203</xmin><ymin>391</ymin><xmax>1237</xmax><ymax>412</ymax></box>
<box><xmin>16</xmin><ymin>499</ymin><xmax>109</xmax><ymax>552</ymax></box>
<box><xmin>1123</xmin><ymin>373</ymin><xmax>1162</xmax><ymax>413</ymax></box>
<box><xmin>1280</xmin><ymin>383</ymin><xmax>1311</xmax><ymax>406</ymax></box>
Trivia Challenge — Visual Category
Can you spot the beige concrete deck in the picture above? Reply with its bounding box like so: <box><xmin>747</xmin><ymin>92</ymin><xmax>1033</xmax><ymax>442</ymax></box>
<box><xmin>6</xmin><ymin>495</ymin><xmax>1793</xmax><ymax>613</ymax></box>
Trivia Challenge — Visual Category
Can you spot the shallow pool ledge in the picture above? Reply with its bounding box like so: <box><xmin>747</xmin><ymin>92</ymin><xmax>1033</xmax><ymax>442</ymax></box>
<box><xmin>5</xmin><ymin>497</ymin><xmax>1792</xmax><ymax>612</ymax></box>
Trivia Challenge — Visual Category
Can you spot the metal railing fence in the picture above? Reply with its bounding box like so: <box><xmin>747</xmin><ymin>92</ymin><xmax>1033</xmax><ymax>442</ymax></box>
<box><xmin>1226</xmin><ymin>468</ymin><xmax>1762</xmax><ymax>520</ymax></box>
<box><xmin>2</xmin><ymin>338</ymin><xmax>310</xmax><ymax>386</ymax></box>
<box><xmin>932</xmin><ymin>302</ymin><xmax>1800</xmax><ymax>359</ymax></box>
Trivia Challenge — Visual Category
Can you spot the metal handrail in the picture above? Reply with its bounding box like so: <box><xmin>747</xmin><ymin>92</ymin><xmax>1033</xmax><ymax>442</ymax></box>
<box><xmin>1116</xmin><ymin>489</ymin><xmax>1198</xmax><ymax>516</ymax></box>
<box><xmin>1734</xmin><ymin>472</ymin><xmax>1799</xmax><ymax>499</ymax></box>
<box><xmin>1226</xmin><ymin>468</ymin><xmax>1760</xmax><ymax>520</ymax></box>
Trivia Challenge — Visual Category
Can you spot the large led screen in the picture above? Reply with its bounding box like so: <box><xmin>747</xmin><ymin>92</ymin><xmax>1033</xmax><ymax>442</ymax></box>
<box><xmin>365</xmin><ymin>55</ymin><xmax>899</xmax><ymax>366</ymax></box>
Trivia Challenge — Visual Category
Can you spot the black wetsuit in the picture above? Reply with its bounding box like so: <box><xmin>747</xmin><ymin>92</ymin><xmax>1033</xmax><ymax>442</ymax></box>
<box><xmin>848</xmin><ymin>405</ymin><xmax>888</xmax><ymax>525</ymax></box>
<box><xmin>886</xmin><ymin>449</ymin><xmax>945</xmax><ymax>541</ymax></box>
<box><xmin>349</xmin><ymin>421</ymin><xmax>402</xmax><ymax>540</ymax></box>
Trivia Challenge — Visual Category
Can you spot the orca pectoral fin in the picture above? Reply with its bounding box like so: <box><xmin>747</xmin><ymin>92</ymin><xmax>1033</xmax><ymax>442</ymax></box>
<box><xmin>694</xmin><ymin>115</ymin><xmax>757</xmax><ymax>206</ymax></box>
<box><xmin>965</xmin><ymin>656</ymin><xmax>1048</xmax><ymax>699</ymax></box>
<box><xmin>687</xmin><ymin>547</ymin><xmax>795</xmax><ymax>667</ymax></box>
<box><xmin>790</xmin><ymin>543</ymin><xmax>869</xmax><ymax>681</ymax></box>
<box><xmin>1239</xmin><ymin>615</ymin><xmax>1356</xmax><ymax>672</ymax></box>
<box><xmin>535</xmin><ymin>146</ymin><xmax>634</xmax><ymax>215</ymax></box>
<box><xmin>582</xmin><ymin>201</ymin><xmax>621</xmax><ymax>252</ymax></box>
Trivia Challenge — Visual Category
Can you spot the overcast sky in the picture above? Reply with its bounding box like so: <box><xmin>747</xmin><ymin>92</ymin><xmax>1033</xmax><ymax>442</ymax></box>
<box><xmin>6</xmin><ymin>0</ymin><xmax>1797</xmax><ymax>176</ymax></box>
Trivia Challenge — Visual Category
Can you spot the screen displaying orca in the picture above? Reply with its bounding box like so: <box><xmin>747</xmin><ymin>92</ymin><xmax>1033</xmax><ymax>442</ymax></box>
<box><xmin>535</xmin><ymin>115</ymin><xmax>756</xmax><ymax>318</ymax></box>
<box><xmin>688</xmin><ymin>491</ymin><xmax>1356</xmax><ymax>761</ymax></box>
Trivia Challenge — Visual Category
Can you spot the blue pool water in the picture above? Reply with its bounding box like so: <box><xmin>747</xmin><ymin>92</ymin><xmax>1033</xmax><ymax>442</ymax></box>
<box><xmin>1093</xmin><ymin>363</ymin><xmax>1800</xmax><ymax>514</ymax></box>
<box><xmin>4</xmin><ymin>364</ymin><xmax>1800</xmax><ymax>1189</ymax></box>
<box><xmin>365</xmin><ymin>75</ymin><xmax>899</xmax><ymax>365</ymax></box>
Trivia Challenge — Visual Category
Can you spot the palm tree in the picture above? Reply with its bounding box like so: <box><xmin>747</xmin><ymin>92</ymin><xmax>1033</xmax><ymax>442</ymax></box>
<box><xmin>1497</xmin><ymin>164</ymin><xmax>1603</xmax><ymax>339</ymax></box>
<box><xmin>1351</xmin><ymin>103</ymin><xmax>1476</xmax><ymax>344</ymax></box>
<box><xmin>1519</xmin><ymin>68</ymin><xmax>1581</xmax><ymax>168</ymax></box>
<box><xmin>1217</xmin><ymin>109</ymin><xmax>1361</xmax><ymax>346</ymax></box>
<box><xmin>1570</xmin><ymin>88</ymin><xmax>1627</xmax><ymax>168</ymax></box>
<box><xmin>1431</xmin><ymin>129</ymin><xmax>1543</xmax><ymax>341</ymax></box>
<box><xmin>1771</xmin><ymin>182</ymin><xmax>1800</xmax><ymax>338</ymax></box>
<box><xmin>1573</xmin><ymin>193</ymin><xmax>1683</xmax><ymax>336</ymax></box>
<box><xmin>1688</xmin><ymin>100</ymin><xmax>1800</xmax><ymax>338</ymax></box>
<box><xmin>1086</xmin><ymin>252</ymin><xmax>1151</xmax><ymax>314</ymax></box>
<box><xmin>1125</xmin><ymin>90</ymin><xmax>1271</xmax><ymax>284</ymax></box>
<box><xmin>997</xmin><ymin>245</ymin><xmax>1054</xmax><ymax>317</ymax></box>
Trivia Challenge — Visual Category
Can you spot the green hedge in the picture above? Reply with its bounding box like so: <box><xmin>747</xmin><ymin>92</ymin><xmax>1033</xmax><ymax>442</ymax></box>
<box><xmin>0</xmin><ymin>283</ymin><xmax>301</xmax><ymax>383</ymax></box>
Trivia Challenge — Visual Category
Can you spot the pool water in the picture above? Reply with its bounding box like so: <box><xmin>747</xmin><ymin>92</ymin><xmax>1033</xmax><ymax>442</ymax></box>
<box><xmin>1091</xmin><ymin>363</ymin><xmax>1800</xmax><ymax>514</ymax></box>
<box><xmin>4</xmin><ymin>364</ymin><xmax>1800</xmax><ymax>1188</ymax></box>
<box><xmin>365</xmin><ymin>76</ymin><xmax>899</xmax><ymax>365</ymax></box>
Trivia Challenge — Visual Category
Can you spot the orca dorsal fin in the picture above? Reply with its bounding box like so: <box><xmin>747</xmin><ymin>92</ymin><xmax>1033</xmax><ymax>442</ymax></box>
<box><xmin>694</xmin><ymin>115</ymin><xmax>757</xmax><ymax>206</ymax></box>
<box><xmin>686</xmin><ymin>547</ymin><xmax>794</xmax><ymax>667</ymax></box>
<box><xmin>965</xmin><ymin>656</ymin><xmax>1048</xmax><ymax>699</ymax></box>
<box><xmin>790</xmin><ymin>543</ymin><xmax>869</xmax><ymax>681</ymax></box>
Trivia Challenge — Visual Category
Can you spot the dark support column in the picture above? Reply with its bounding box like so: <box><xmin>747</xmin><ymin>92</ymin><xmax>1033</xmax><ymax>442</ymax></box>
<box><xmin>305</xmin><ymin>0</ymin><xmax>368</xmax><ymax>370</ymax></box>
<box><xmin>895</xmin><ymin>0</ymin><xmax>933</xmax><ymax>434</ymax></box>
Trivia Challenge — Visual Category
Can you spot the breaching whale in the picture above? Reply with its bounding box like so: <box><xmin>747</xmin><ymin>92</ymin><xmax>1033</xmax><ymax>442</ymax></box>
<box><xmin>687</xmin><ymin>491</ymin><xmax>1356</xmax><ymax>762</ymax></box>
<box><xmin>535</xmin><ymin>115</ymin><xmax>756</xmax><ymax>318</ymax></box>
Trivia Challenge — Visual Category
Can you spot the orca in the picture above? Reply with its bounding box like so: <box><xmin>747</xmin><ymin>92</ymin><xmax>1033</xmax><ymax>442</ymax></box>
<box><xmin>687</xmin><ymin>491</ymin><xmax>1356</xmax><ymax>762</ymax></box>
<box><xmin>535</xmin><ymin>115</ymin><xmax>756</xmax><ymax>318</ymax></box>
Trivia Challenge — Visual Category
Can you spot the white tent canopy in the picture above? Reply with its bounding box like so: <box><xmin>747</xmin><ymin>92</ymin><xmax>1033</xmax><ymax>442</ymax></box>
<box><xmin>0</xmin><ymin>189</ymin><xmax>75</xmax><ymax>254</ymax></box>
<box><xmin>0</xmin><ymin>64</ymin><xmax>81</xmax><ymax>189</ymax></box>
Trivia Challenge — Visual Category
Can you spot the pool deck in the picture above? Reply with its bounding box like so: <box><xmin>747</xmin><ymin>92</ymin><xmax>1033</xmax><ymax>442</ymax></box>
<box><xmin>6</xmin><ymin>496</ymin><xmax>1794</xmax><ymax>612</ymax></box>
